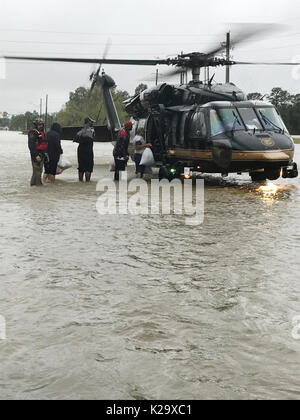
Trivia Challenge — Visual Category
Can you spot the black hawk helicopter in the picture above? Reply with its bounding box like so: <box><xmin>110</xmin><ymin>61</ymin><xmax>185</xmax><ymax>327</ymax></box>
<box><xmin>5</xmin><ymin>25</ymin><xmax>300</xmax><ymax>182</ymax></box>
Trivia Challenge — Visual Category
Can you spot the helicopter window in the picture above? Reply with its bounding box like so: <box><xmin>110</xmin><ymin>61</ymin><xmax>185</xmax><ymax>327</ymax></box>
<box><xmin>237</xmin><ymin>108</ymin><xmax>263</xmax><ymax>131</ymax></box>
<box><xmin>210</xmin><ymin>110</ymin><xmax>225</xmax><ymax>136</ymax></box>
<box><xmin>256</xmin><ymin>107</ymin><xmax>289</xmax><ymax>133</ymax></box>
<box><xmin>190</xmin><ymin>111</ymin><xmax>207</xmax><ymax>138</ymax></box>
<box><xmin>218</xmin><ymin>108</ymin><xmax>244</xmax><ymax>132</ymax></box>
<box><xmin>210</xmin><ymin>109</ymin><xmax>244</xmax><ymax>137</ymax></box>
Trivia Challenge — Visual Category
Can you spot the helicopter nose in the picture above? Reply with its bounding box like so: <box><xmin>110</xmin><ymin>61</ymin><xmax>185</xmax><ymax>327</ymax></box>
<box><xmin>254</xmin><ymin>133</ymin><xmax>294</xmax><ymax>150</ymax></box>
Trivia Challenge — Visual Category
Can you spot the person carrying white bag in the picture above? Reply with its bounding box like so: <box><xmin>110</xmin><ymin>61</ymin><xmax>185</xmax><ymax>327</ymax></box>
<box><xmin>56</xmin><ymin>155</ymin><xmax>72</xmax><ymax>175</ymax></box>
<box><xmin>132</xmin><ymin>128</ymin><xmax>153</xmax><ymax>178</ymax></box>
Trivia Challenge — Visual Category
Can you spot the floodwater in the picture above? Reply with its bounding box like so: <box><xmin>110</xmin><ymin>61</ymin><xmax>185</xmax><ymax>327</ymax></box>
<box><xmin>0</xmin><ymin>131</ymin><xmax>300</xmax><ymax>400</ymax></box>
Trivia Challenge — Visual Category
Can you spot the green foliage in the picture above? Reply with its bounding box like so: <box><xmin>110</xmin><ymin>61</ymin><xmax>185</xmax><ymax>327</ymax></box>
<box><xmin>0</xmin><ymin>118</ymin><xmax>10</xmax><ymax>128</ymax></box>
<box><xmin>267</xmin><ymin>87</ymin><xmax>292</xmax><ymax>108</ymax></box>
<box><xmin>56</xmin><ymin>85</ymin><xmax>130</xmax><ymax>127</ymax></box>
<box><xmin>247</xmin><ymin>92</ymin><xmax>264</xmax><ymax>101</ymax></box>
<box><xmin>135</xmin><ymin>83</ymin><xmax>148</xmax><ymax>96</ymax></box>
<box><xmin>9</xmin><ymin>111</ymin><xmax>39</xmax><ymax>131</ymax></box>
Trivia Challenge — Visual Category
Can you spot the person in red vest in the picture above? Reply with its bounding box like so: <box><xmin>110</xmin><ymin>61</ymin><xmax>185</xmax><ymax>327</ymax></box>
<box><xmin>113</xmin><ymin>121</ymin><xmax>133</xmax><ymax>181</ymax></box>
<box><xmin>28</xmin><ymin>118</ymin><xmax>48</xmax><ymax>186</ymax></box>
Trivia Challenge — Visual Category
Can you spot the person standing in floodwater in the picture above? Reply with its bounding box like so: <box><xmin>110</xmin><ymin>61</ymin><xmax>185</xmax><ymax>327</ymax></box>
<box><xmin>43</xmin><ymin>123</ymin><xmax>63</xmax><ymax>183</ymax></box>
<box><xmin>28</xmin><ymin>118</ymin><xmax>48</xmax><ymax>187</ymax></box>
<box><xmin>74</xmin><ymin>117</ymin><xmax>95</xmax><ymax>182</ymax></box>
<box><xmin>113</xmin><ymin>121</ymin><xmax>133</xmax><ymax>181</ymax></box>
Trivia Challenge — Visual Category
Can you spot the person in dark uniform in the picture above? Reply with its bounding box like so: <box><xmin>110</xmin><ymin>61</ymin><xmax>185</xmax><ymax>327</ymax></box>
<box><xmin>113</xmin><ymin>121</ymin><xmax>133</xmax><ymax>181</ymax></box>
<box><xmin>74</xmin><ymin>117</ymin><xmax>95</xmax><ymax>182</ymax></box>
<box><xmin>43</xmin><ymin>123</ymin><xmax>63</xmax><ymax>183</ymax></box>
<box><xmin>28</xmin><ymin>119</ymin><xmax>48</xmax><ymax>186</ymax></box>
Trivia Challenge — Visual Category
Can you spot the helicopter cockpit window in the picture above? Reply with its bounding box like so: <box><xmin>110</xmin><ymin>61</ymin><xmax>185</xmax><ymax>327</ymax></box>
<box><xmin>257</xmin><ymin>107</ymin><xmax>289</xmax><ymax>134</ymax></box>
<box><xmin>210</xmin><ymin>110</ymin><xmax>224</xmax><ymax>137</ymax></box>
<box><xmin>210</xmin><ymin>109</ymin><xmax>244</xmax><ymax>137</ymax></box>
<box><xmin>237</xmin><ymin>108</ymin><xmax>263</xmax><ymax>131</ymax></box>
<box><xmin>190</xmin><ymin>111</ymin><xmax>207</xmax><ymax>138</ymax></box>
<box><xmin>218</xmin><ymin>108</ymin><xmax>244</xmax><ymax>131</ymax></box>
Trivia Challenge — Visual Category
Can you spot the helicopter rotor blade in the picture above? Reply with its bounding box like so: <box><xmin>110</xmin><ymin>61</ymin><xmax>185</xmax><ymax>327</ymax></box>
<box><xmin>95</xmin><ymin>38</ymin><xmax>112</xmax><ymax>77</ymax></box>
<box><xmin>162</xmin><ymin>67</ymin><xmax>186</xmax><ymax>78</ymax></box>
<box><xmin>90</xmin><ymin>39</ymin><xmax>113</xmax><ymax>93</ymax></box>
<box><xmin>232</xmin><ymin>61</ymin><xmax>300</xmax><ymax>66</ymax></box>
<box><xmin>4</xmin><ymin>56</ymin><xmax>169</xmax><ymax>66</ymax></box>
<box><xmin>141</xmin><ymin>66</ymin><xmax>186</xmax><ymax>82</ymax></box>
<box><xmin>205</xmin><ymin>23</ymin><xmax>284</xmax><ymax>57</ymax></box>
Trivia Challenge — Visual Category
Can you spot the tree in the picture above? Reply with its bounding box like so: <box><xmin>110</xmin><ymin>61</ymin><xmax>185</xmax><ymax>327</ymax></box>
<box><xmin>9</xmin><ymin>111</ymin><xmax>39</xmax><ymax>131</ymax></box>
<box><xmin>267</xmin><ymin>87</ymin><xmax>292</xmax><ymax>108</ymax></box>
<box><xmin>10</xmin><ymin>114</ymin><xmax>26</xmax><ymax>131</ymax></box>
<box><xmin>135</xmin><ymin>83</ymin><xmax>148</xmax><ymax>96</ymax></box>
<box><xmin>247</xmin><ymin>92</ymin><xmax>264</xmax><ymax>101</ymax></box>
<box><xmin>57</xmin><ymin>85</ymin><xmax>130</xmax><ymax>126</ymax></box>
<box><xmin>0</xmin><ymin>117</ymin><xmax>10</xmax><ymax>128</ymax></box>
<box><xmin>69</xmin><ymin>87</ymin><xmax>89</xmax><ymax>104</ymax></box>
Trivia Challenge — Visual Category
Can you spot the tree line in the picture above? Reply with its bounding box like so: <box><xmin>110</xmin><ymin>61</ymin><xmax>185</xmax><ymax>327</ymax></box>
<box><xmin>4</xmin><ymin>85</ymin><xmax>300</xmax><ymax>134</ymax></box>
<box><xmin>6</xmin><ymin>85</ymin><xmax>134</xmax><ymax>132</ymax></box>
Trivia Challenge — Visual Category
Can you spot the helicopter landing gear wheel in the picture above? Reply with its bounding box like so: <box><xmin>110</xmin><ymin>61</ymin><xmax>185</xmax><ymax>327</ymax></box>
<box><xmin>282</xmin><ymin>163</ymin><xmax>298</xmax><ymax>179</ymax></box>
<box><xmin>265</xmin><ymin>169</ymin><xmax>281</xmax><ymax>181</ymax></box>
<box><xmin>250</xmin><ymin>172</ymin><xmax>267</xmax><ymax>183</ymax></box>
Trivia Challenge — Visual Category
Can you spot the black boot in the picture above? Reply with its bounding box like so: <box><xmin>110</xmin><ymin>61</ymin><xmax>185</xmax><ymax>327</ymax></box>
<box><xmin>79</xmin><ymin>172</ymin><xmax>84</xmax><ymax>182</ymax></box>
<box><xmin>85</xmin><ymin>172</ymin><xmax>91</xmax><ymax>182</ymax></box>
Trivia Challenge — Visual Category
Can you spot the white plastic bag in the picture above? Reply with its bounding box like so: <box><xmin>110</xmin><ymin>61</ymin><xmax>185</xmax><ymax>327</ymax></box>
<box><xmin>109</xmin><ymin>159</ymin><xmax>115</xmax><ymax>172</ymax></box>
<box><xmin>140</xmin><ymin>148</ymin><xmax>155</xmax><ymax>167</ymax></box>
<box><xmin>57</xmin><ymin>155</ymin><xmax>72</xmax><ymax>172</ymax></box>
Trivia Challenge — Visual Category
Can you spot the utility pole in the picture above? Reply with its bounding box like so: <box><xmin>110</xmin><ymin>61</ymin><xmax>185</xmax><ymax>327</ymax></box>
<box><xmin>156</xmin><ymin>68</ymin><xmax>159</xmax><ymax>86</ymax></box>
<box><xmin>40</xmin><ymin>98</ymin><xmax>43</xmax><ymax>117</ymax></box>
<box><xmin>226</xmin><ymin>32</ymin><xmax>231</xmax><ymax>84</ymax></box>
<box><xmin>45</xmin><ymin>95</ymin><xmax>48</xmax><ymax>131</ymax></box>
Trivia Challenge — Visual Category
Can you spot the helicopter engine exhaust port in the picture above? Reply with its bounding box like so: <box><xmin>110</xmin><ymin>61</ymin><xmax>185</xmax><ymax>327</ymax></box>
<box><xmin>282</xmin><ymin>163</ymin><xmax>298</xmax><ymax>179</ymax></box>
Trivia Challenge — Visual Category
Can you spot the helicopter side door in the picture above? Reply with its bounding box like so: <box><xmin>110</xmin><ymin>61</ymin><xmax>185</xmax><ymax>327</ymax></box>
<box><xmin>187</xmin><ymin>109</ymin><xmax>208</xmax><ymax>149</ymax></box>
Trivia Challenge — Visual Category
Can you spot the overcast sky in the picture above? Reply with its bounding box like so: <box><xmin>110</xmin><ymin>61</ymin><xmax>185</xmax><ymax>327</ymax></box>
<box><xmin>1</xmin><ymin>0</ymin><xmax>300</xmax><ymax>115</ymax></box>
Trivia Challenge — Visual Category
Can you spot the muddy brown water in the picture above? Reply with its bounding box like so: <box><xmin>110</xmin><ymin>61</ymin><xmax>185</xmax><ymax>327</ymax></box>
<box><xmin>0</xmin><ymin>131</ymin><xmax>300</xmax><ymax>400</ymax></box>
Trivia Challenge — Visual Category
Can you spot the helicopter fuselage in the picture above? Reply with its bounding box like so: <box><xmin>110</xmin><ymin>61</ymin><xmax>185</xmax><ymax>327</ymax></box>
<box><xmin>122</xmin><ymin>81</ymin><xmax>297</xmax><ymax>181</ymax></box>
<box><xmin>80</xmin><ymin>75</ymin><xmax>297</xmax><ymax>182</ymax></box>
